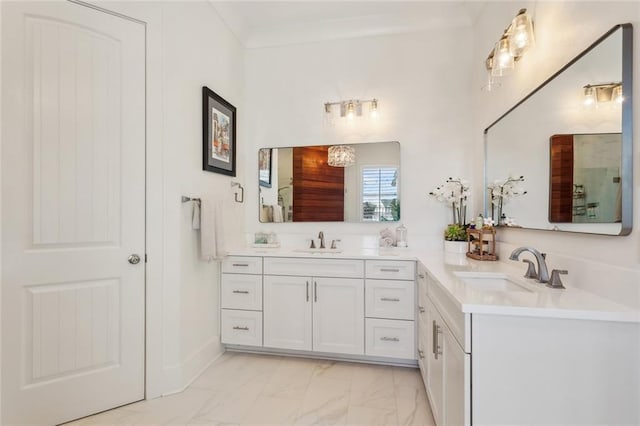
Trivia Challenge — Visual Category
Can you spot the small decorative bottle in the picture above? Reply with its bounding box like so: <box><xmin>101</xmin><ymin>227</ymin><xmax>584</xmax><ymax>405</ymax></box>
<box><xmin>396</xmin><ymin>224</ymin><xmax>408</xmax><ymax>247</ymax></box>
<box><xmin>475</xmin><ymin>214</ymin><xmax>484</xmax><ymax>229</ymax></box>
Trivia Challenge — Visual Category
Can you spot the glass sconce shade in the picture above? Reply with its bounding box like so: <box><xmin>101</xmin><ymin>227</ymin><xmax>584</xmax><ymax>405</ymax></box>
<box><xmin>613</xmin><ymin>85</ymin><xmax>624</xmax><ymax>103</ymax></box>
<box><xmin>346</xmin><ymin>101</ymin><xmax>356</xmax><ymax>120</ymax></box>
<box><xmin>370</xmin><ymin>99</ymin><xmax>379</xmax><ymax>118</ymax></box>
<box><xmin>481</xmin><ymin>68</ymin><xmax>502</xmax><ymax>92</ymax></box>
<box><xmin>508</xmin><ymin>9</ymin><xmax>535</xmax><ymax>57</ymax></box>
<box><xmin>328</xmin><ymin>145</ymin><xmax>356</xmax><ymax>167</ymax></box>
<box><xmin>583</xmin><ymin>85</ymin><xmax>596</xmax><ymax>106</ymax></box>
<box><xmin>491</xmin><ymin>37</ymin><xmax>514</xmax><ymax>77</ymax></box>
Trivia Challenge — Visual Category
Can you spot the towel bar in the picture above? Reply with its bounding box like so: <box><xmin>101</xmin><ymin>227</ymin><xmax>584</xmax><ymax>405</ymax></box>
<box><xmin>181</xmin><ymin>196</ymin><xmax>201</xmax><ymax>204</ymax></box>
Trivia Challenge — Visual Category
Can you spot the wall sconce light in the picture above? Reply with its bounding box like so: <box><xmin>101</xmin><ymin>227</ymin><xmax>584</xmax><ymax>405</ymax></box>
<box><xmin>582</xmin><ymin>82</ymin><xmax>623</xmax><ymax>106</ymax></box>
<box><xmin>484</xmin><ymin>8</ymin><xmax>535</xmax><ymax>89</ymax></box>
<box><xmin>324</xmin><ymin>98</ymin><xmax>379</xmax><ymax>120</ymax></box>
<box><xmin>327</xmin><ymin>145</ymin><xmax>356</xmax><ymax>167</ymax></box>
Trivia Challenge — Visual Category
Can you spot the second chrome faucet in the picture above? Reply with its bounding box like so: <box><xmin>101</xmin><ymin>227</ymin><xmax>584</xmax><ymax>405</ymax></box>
<box><xmin>509</xmin><ymin>246</ymin><xmax>567</xmax><ymax>288</ymax></box>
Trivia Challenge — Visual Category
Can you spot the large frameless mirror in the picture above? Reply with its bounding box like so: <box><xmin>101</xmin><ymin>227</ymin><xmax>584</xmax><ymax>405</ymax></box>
<box><xmin>485</xmin><ymin>24</ymin><xmax>633</xmax><ymax>235</ymax></box>
<box><xmin>258</xmin><ymin>141</ymin><xmax>400</xmax><ymax>223</ymax></box>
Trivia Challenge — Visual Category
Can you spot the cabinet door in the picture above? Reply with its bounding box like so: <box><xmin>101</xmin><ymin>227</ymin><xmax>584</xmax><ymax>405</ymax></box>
<box><xmin>263</xmin><ymin>275</ymin><xmax>312</xmax><ymax>350</ymax></box>
<box><xmin>443</xmin><ymin>326</ymin><xmax>470</xmax><ymax>426</ymax></box>
<box><xmin>426</xmin><ymin>300</ymin><xmax>444</xmax><ymax>426</ymax></box>
<box><xmin>313</xmin><ymin>277</ymin><xmax>364</xmax><ymax>355</ymax></box>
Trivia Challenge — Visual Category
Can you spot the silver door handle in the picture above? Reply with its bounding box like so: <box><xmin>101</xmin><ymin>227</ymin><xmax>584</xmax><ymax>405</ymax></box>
<box><xmin>314</xmin><ymin>281</ymin><xmax>318</xmax><ymax>302</ymax></box>
<box><xmin>232</xmin><ymin>263</ymin><xmax>249</xmax><ymax>267</ymax></box>
<box><xmin>233</xmin><ymin>326</ymin><xmax>249</xmax><ymax>331</ymax></box>
<box><xmin>380</xmin><ymin>268</ymin><xmax>400</xmax><ymax>272</ymax></box>
<box><xmin>306</xmin><ymin>281</ymin><xmax>309</xmax><ymax>302</ymax></box>
<box><xmin>128</xmin><ymin>254</ymin><xmax>141</xmax><ymax>265</ymax></box>
<box><xmin>418</xmin><ymin>273</ymin><xmax>425</xmax><ymax>278</ymax></box>
<box><xmin>380</xmin><ymin>297</ymin><xmax>400</xmax><ymax>302</ymax></box>
<box><xmin>232</xmin><ymin>290</ymin><xmax>249</xmax><ymax>294</ymax></box>
<box><xmin>380</xmin><ymin>336</ymin><xmax>400</xmax><ymax>342</ymax></box>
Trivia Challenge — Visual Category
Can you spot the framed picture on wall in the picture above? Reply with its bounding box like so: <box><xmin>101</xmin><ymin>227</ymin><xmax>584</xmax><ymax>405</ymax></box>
<box><xmin>202</xmin><ymin>86</ymin><xmax>236</xmax><ymax>176</ymax></box>
<box><xmin>258</xmin><ymin>148</ymin><xmax>272</xmax><ymax>188</ymax></box>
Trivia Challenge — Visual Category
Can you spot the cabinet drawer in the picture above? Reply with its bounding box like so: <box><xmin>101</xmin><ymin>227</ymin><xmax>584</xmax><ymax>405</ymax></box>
<box><xmin>366</xmin><ymin>260</ymin><xmax>415</xmax><ymax>280</ymax></box>
<box><xmin>221</xmin><ymin>309</ymin><xmax>263</xmax><ymax>346</ymax></box>
<box><xmin>222</xmin><ymin>256</ymin><xmax>263</xmax><ymax>275</ymax></box>
<box><xmin>221</xmin><ymin>274</ymin><xmax>262</xmax><ymax>311</ymax></box>
<box><xmin>264</xmin><ymin>257</ymin><xmax>364</xmax><ymax>278</ymax></box>
<box><xmin>365</xmin><ymin>318</ymin><xmax>415</xmax><ymax>359</ymax></box>
<box><xmin>365</xmin><ymin>279</ymin><xmax>415</xmax><ymax>320</ymax></box>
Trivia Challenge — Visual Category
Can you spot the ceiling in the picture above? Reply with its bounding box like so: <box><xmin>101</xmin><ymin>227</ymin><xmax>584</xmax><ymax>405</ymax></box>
<box><xmin>210</xmin><ymin>1</ymin><xmax>485</xmax><ymax>48</ymax></box>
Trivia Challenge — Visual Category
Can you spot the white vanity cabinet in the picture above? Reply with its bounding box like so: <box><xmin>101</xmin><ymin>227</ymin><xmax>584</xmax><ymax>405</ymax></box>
<box><xmin>220</xmin><ymin>256</ymin><xmax>264</xmax><ymax>347</ymax></box>
<box><xmin>263</xmin><ymin>257</ymin><xmax>365</xmax><ymax>356</ymax></box>
<box><xmin>418</xmin><ymin>264</ymin><xmax>470</xmax><ymax>426</ymax></box>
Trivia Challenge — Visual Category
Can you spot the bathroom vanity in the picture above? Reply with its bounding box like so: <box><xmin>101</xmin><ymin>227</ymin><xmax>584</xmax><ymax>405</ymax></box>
<box><xmin>221</xmin><ymin>254</ymin><xmax>417</xmax><ymax>363</ymax></box>
<box><xmin>220</xmin><ymin>249</ymin><xmax>639</xmax><ymax>426</ymax></box>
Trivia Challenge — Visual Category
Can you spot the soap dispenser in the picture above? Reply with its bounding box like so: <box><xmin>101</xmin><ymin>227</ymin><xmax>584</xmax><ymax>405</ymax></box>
<box><xmin>396</xmin><ymin>224</ymin><xmax>408</xmax><ymax>247</ymax></box>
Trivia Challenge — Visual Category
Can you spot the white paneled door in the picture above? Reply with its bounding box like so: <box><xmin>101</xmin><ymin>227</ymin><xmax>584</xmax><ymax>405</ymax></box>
<box><xmin>1</xmin><ymin>1</ymin><xmax>146</xmax><ymax>424</ymax></box>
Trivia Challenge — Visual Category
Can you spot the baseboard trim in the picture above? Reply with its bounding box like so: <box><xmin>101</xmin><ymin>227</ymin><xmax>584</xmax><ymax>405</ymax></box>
<box><xmin>161</xmin><ymin>336</ymin><xmax>223</xmax><ymax>397</ymax></box>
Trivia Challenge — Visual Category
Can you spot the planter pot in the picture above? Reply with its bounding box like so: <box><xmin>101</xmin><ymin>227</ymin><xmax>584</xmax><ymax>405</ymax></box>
<box><xmin>444</xmin><ymin>240</ymin><xmax>468</xmax><ymax>254</ymax></box>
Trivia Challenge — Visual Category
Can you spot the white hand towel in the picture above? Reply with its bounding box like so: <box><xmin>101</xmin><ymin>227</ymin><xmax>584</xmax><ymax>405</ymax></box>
<box><xmin>272</xmin><ymin>204</ymin><xmax>284</xmax><ymax>223</ymax></box>
<box><xmin>200</xmin><ymin>198</ymin><xmax>226</xmax><ymax>261</ymax></box>
<box><xmin>192</xmin><ymin>201</ymin><xmax>201</xmax><ymax>230</ymax></box>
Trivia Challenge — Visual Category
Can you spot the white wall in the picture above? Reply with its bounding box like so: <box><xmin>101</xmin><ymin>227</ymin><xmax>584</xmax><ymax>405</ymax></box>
<box><xmin>244</xmin><ymin>27</ymin><xmax>474</xmax><ymax>248</ymax></box>
<box><xmin>93</xmin><ymin>1</ymin><xmax>245</xmax><ymax>396</ymax></box>
<box><xmin>471</xmin><ymin>1</ymin><xmax>640</xmax><ymax>307</ymax></box>
<box><xmin>162</xmin><ymin>1</ymin><xmax>245</xmax><ymax>391</ymax></box>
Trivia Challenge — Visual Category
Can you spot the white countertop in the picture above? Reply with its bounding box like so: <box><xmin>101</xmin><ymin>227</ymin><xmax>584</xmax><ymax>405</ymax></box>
<box><xmin>414</xmin><ymin>250</ymin><xmax>640</xmax><ymax>324</ymax></box>
<box><xmin>226</xmin><ymin>246</ymin><xmax>640</xmax><ymax>323</ymax></box>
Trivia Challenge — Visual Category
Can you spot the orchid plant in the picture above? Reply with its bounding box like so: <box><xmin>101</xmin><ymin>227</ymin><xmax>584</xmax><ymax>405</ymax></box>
<box><xmin>429</xmin><ymin>177</ymin><xmax>471</xmax><ymax>228</ymax></box>
<box><xmin>487</xmin><ymin>175</ymin><xmax>527</xmax><ymax>224</ymax></box>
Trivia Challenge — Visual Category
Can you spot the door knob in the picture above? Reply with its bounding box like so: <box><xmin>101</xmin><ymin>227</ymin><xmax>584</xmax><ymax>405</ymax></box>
<box><xmin>128</xmin><ymin>254</ymin><xmax>141</xmax><ymax>265</ymax></box>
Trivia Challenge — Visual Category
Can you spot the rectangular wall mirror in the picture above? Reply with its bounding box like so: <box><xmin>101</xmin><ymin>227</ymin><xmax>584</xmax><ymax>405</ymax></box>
<box><xmin>258</xmin><ymin>141</ymin><xmax>400</xmax><ymax>223</ymax></box>
<box><xmin>485</xmin><ymin>23</ymin><xmax>633</xmax><ymax>235</ymax></box>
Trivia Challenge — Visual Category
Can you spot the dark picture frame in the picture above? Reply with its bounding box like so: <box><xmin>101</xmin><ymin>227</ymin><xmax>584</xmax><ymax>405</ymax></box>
<box><xmin>203</xmin><ymin>86</ymin><xmax>236</xmax><ymax>176</ymax></box>
<box><xmin>258</xmin><ymin>148</ymin><xmax>272</xmax><ymax>188</ymax></box>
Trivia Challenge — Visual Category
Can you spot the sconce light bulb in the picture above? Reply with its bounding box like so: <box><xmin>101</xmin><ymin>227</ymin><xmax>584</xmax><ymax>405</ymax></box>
<box><xmin>508</xmin><ymin>9</ymin><xmax>535</xmax><ymax>57</ymax></box>
<box><xmin>346</xmin><ymin>101</ymin><xmax>355</xmax><ymax>120</ymax></box>
<box><xmin>613</xmin><ymin>85</ymin><xmax>624</xmax><ymax>104</ymax></box>
<box><xmin>583</xmin><ymin>86</ymin><xmax>596</xmax><ymax>106</ymax></box>
<box><xmin>370</xmin><ymin>99</ymin><xmax>379</xmax><ymax>119</ymax></box>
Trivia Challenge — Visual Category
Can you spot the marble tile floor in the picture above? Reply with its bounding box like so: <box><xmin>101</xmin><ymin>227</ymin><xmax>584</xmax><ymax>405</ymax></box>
<box><xmin>68</xmin><ymin>352</ymin><xmax>436</xmax><ymax>426</ymax></box>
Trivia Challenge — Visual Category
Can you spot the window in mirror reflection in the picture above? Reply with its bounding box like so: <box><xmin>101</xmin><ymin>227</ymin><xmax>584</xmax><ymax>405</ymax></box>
<box><xmin>361</xmin><ymin>167</ymin><xmax>399</xmax><ymax>221</ymax></box>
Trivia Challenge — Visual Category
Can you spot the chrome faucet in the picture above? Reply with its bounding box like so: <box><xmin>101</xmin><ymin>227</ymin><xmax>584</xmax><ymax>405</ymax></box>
<box><xmin>509</xmin><ymin>247</ymin><xmax>550</xmax><ymax>283</ymax></box>
<box><xmin>318</xmin><ymin>231</ymin><xmax>326</xmax><ymax>249</ymax></box>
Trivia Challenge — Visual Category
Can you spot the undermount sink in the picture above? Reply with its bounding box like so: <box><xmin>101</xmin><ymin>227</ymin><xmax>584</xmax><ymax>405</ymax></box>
<box><xmin>293</xmin><ymin>248</ymin><xmax>343</xmax><ymax>254</ymax></box>
<box><xmin>453</xmin><ymin>271</ymin><xmax>531</xmax><ymax>292</ymax></box>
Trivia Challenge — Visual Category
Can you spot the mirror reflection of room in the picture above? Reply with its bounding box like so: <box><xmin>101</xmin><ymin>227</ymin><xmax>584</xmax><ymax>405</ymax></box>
<box><xmin>259</xmin><ymin>142</ymin><xmax>400</xmax><ymax>223</ymax></box>
<box><xmin>549</xmin><ymin>133</ymin><xmax>622</xmax><ymax>224</ymax></box>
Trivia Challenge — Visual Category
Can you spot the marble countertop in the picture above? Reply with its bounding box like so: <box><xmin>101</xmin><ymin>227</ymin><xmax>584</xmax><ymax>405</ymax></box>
<box><xmin>225</xmin><ymin>246</ymin><xmax>640</xmax><ymax>323</ymax></box>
